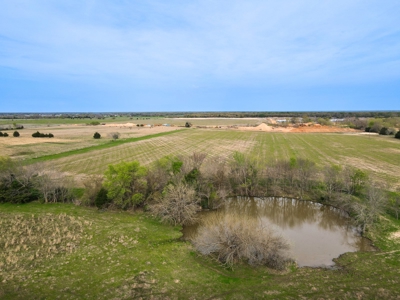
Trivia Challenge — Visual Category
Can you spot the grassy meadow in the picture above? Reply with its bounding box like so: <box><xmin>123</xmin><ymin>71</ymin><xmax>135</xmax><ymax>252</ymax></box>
<box><xmin>0</xmin><ymin>203</ymin><xmax>399</xmax><ymax>299</ymax></box>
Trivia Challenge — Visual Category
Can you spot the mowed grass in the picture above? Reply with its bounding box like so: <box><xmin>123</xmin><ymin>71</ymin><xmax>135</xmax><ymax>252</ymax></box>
<box><xmin>40</xmin><ymin>129</ymin><xmax>400</xmax><ymax>186</ymax></box>
<box><xmin>1</xmin><ymin>203</ymin><xmax>399</xmax><ymax>299</ymax></box>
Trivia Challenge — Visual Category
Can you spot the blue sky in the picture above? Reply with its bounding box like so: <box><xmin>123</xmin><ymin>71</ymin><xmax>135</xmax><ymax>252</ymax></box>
<box><xmin>1</xmin><ymin>0</ymin><xmax>399</xmax><ymax>112</ymax></box>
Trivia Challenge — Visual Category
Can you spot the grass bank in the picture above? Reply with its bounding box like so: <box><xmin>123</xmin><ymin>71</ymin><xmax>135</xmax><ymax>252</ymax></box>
<box><xmin>25</xmin><ymin>129</ymin><xmax>186</xmax><ymax>164</ymax></box>
<box><xmin>1</xmin><ymin>203</ymin><xmax>399</xmax><ymax>299</ymax></box>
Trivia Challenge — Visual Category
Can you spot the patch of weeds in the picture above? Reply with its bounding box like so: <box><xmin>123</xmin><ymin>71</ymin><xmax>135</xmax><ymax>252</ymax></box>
<box><xmin>0</xmin><ymin>213</ymin><xmax>92</xmax><ymax>282</ymax></box>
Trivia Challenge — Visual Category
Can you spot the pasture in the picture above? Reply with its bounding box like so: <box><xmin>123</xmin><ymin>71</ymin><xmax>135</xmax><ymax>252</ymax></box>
<box><xmin>1</xmin><ymin>203</ymin><xmax>399</xmax><ymax>299</ymax></box>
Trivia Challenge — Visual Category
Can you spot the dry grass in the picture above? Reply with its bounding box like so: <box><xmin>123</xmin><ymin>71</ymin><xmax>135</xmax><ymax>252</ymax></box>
<box><xmin>0</xmin><ymin>124</ymin><xmax>178</xmax><ymax>159</ymax></box>
<box><xmin>0</xmin><ymin>213</ymin><xmax>92</xmax><ymax>282</ymax></box>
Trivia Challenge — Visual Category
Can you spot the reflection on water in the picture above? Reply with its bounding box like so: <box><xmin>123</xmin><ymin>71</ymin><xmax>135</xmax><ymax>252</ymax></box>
<box><xmin>183</xmin><ymin>197</ymin><xmax>374</xmax><ymax>267</ymax></box>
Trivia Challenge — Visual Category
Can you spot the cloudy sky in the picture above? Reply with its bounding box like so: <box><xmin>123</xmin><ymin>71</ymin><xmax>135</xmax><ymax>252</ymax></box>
<box><xmin>1</xmin><ymin>1</ymin><xmax>399</xmax><ymax>112</ymax></box>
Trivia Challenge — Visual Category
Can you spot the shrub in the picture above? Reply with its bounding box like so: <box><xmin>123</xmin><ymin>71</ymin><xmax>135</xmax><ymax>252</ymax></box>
<box><xmin>81</xmin><ymin>175</ymin><xmax>103</xmax><ymax>206</ymax></box>
<box><xmin>108</xmin><ymin>132</ymin><xmax>120</xmax><ymax>140</ymax></box>
<box><xmin>0</xmin><ymin>132</ymin><xmax>3</xmax><ymax>137</ymax></box>
<box><xmin>87</xmin><ymin>121</ymin><xmax>100</xmax><ymax>126</ymax></box>
<box><xmin>3</xmin><ymin>132</ymin><xmax>8</xmax><ymax>137</ymax></box>
<box><xmin>93</xmin><ymin>132</ymin><xmax>101</xmax><ymax>139</ymax></box>
<box><xmin>192</xmin><ymin>213</ymin><xmax>292</xmax><ymax>269</ymax></box>
<box><xmin>95</xmin><ymin>187</ymin><xmax>110</xmax><ymax>209</ymax></box>
<box><xmin>379</xmin><ymin>127</ymin><xmax>389</xmax><ymax>135</ymax></box>
<box><xmin>150</xmin><ymin>183</ymin><xmax>200</xmax><ymax>225</ymax></box>
<box><xmin>13</xmin><ymin>131</ymin><xmax>20</xmax><ymax>137</ymax></box>
<box><xmin>395</xmin><ymin>131</ymin><xmax>400</xmax><ymax>139</ymax></box>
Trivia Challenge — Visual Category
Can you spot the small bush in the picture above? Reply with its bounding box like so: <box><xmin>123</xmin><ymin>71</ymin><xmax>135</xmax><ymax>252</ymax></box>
<box><xmin>379</xmin><ymin>127</ymin><xmax>389</xmax><ymax>135</ymax></box>
<box><xmin>3</xmin><ymin>132</ymin><xmax>9</xmax><ymax>137</ymax></box>
<box><xmin>87</xmin><ymin>121</ymin><xmax>100</xmax><ymax>126</ymax></box>
<box><xmin>192</xmin><ymin>213</ymin><xmax>292</xmax><ymax>269</ymax></box>
<box><xmin>108</xmin><ymin>132</ymin><xmax>120</xmax><ymax>140</ymax></box>
<box><xmin>13</xmin><ymin>131</ymin><xmax>20</xmax><ymax>137</ymax></box>
<box><xmin>0</xmin><ymin>132</ymin><xmax>3</xmax><ymax>137</ymax></box>
<box><xmin>395</xmin><ymin>131</ymin><xmax>400</xmax><ymax>139</ymax></box>
<box><xmin>93</xmin><ymin>132</ymin><xmax>101</xmax><ymax>139</ymax></box>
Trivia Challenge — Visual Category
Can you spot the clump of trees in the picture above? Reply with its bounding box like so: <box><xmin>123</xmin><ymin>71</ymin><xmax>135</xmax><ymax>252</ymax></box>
<box><xmin>0</xmin><ymin>157</ymin><xmax>73</xmax><ymax>204</ymax></box>
<box><xmin>93</xmin><ymin>132</ymin><xmax>101</xmax><ymax>139</ymax></box>
<box><xmin>192</xmin><ymin>213</ymin><xmax>292</xmax><ymax>269</ymax></box>
<box><xmin>32</xmin><ymin>131</ymin><xmax>54</xmax><ymax>138</ymax></box>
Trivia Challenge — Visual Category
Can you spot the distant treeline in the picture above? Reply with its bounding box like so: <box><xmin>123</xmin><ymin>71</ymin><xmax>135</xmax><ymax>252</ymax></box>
<box><xmin>181</xmin><ymin>111</ymin><xmax>400</xmax><ymax>119</ymax></box>
<box><xmin>1</xmin><ymin>111</ymin><xmax>400</xmax><ymax>120</ymax></box>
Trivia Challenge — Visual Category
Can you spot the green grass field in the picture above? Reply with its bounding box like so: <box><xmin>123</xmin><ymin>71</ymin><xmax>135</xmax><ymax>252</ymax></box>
<box><xmin>33</xmin><ymin>129</ymin><xmax>400</xmax><ymax>187</ymax></box>
<box><xmin>1</xmin><ymin>203</ymin><xmax>399</xmax><ymax>299</ymax></box>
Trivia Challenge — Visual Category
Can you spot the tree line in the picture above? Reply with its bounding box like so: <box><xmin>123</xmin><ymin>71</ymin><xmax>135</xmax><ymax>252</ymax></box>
<box><xmin>1</xmin><ymin>153</ymin><xmax>399</xmax><ymax>232</ymax></box>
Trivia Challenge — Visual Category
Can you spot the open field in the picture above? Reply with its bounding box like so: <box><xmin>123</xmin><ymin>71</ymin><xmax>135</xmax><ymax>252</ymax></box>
<box><xmin>1</xmin><ymin>203</ymin><xmax>399</xmax><ymax>299</ymax></box>
<box><xmin>0</xmin><ymin>117</ymin><xmax>262</xmax><ymax>127</ymax></box>
<box><xmin>14</xmin><ymin>128</ymin><xmax>399</xmax><ymax>188</ymax></box>
<box><xmin>0</xmin><ymin>124</ymin><xmax>180</xmax><ymax>159</ymax></box>
<box><xmin>1</xmin><ymin>120</ymin><xmax>400</xmax><ymax>298</ymax></box>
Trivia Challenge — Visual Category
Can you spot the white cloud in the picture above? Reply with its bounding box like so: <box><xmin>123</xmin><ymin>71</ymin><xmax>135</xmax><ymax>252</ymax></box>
<box><xmin>1</xmin><ymin>0</ymin><xmax>400</xmax><ymax>88</ymax></box>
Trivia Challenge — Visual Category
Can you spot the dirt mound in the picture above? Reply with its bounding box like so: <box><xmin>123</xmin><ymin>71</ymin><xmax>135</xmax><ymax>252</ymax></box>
<box><xmin>238</xmin><ymin>123</ymin><xmax>274</xmax><ymax>132</ymax></box>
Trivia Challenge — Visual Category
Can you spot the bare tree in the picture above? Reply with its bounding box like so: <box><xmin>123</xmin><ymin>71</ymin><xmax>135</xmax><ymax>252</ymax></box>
<box><xmin>33</xmin><ymin>164</ymin><xmax>74</xmax><ymax>203</ymax></box>
<box><xmin>352</xmin><ymin>185</ymin><xmax>387</xmax><ymax>233</ymax></box>
<box><xmin>150</xmin><ymin>183</ymin><xmax>201</xmax><ymax>226</ymax></box>
<box><xmin>108</xmin><ymin>132</ymin><xmax>120</xmax><ymax>140</ymax></box>
<box><xmin>192</xmin><ymin>213</ymin><xmax>292</xmax><ymax>269</ymax></box>
<box><xmin>82</xmin><ymin>175</ymin><xmax>104</xmax><ymax>206</ymax></box>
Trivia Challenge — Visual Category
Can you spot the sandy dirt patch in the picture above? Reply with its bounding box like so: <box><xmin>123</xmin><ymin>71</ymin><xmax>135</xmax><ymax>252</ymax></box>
<box><xmin>234</xmin><ymin>122</ymin><xmax>359</xmax><ymax>133</ymax></box>
<box><xmin>290</xmin><ymin>125</ymin><xmax>358</xmax><ymax>133</ymax></box>
<box><xmin>389</xmin><ymin>231</ymin><xmax>400</xmax><ymax>240</ymax></box>
<box><xmin>236</xmin><ymin>123</ymin><xmax>356</xmax><ymax>133</ymax></box>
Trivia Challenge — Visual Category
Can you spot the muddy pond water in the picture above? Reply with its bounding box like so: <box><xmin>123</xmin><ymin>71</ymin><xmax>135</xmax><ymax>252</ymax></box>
<box><xmin>183</xmin><ymin>197</ymin><xmax>375</xmax><ymax>267</ymax></box>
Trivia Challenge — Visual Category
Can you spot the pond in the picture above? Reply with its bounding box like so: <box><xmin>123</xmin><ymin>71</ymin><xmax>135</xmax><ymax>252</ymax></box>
<box><xmin>183</xmin><ymin>197</ymin><xmax>375</xmax><ymax>267</ymax></box>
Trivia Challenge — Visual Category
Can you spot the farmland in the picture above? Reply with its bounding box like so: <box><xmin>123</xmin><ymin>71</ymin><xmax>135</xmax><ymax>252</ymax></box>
<box><xmin>1</xmin><ymin>120</ymin><xmax>400</xmax><ymax>299</ymax></box>
<box><xmin>14</xmin><ymin>128</ymin><xmax>400</xmax><ymax>187</ymax></box>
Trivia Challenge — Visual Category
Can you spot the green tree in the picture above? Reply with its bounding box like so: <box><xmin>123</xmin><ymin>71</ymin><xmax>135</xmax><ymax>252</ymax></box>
<box><xmin>13</xmin><ymin>131</ymin><xmax>20</xmax><ymax>137</ymax></box>
<box><xmin>93</xmin><ymin>132</ymin><xmax>101</xmax><ymax>139</ymax></box>
<box><xmin>103</xmin><ymin>161</ymin><xmax>147</xmax><ymax>209</ymax></box>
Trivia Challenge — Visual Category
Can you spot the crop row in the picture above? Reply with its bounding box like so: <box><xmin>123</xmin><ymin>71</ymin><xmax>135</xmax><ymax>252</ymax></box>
<box><xmin>39</xmin><ymin>129</ymin><xmax>400</xmax><ymax>186</ymax></box>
